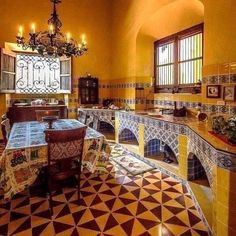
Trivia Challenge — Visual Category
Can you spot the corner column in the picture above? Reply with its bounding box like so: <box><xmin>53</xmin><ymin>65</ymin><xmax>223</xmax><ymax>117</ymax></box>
<box><xmin>178</xmin><ymin>134</ymin><xmax>188</xmax><ymax>180</ymax></box>
<box><xmin>214</xmin><ymin>167</ymin><xmax>236</xmax><ymax>236</ymax></box>
<box><xmin>138</xmin><ymin>123</ymin><xmax>145</xmax><ymax>157</ymax></box>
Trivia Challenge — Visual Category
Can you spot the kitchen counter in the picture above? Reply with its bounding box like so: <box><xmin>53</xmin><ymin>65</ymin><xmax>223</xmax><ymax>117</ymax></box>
<box><xmin>121</xmin><ymin>110</ymin><xmax>236</xmax><ymax>155</ymax></box>
<box><xmin>78</xmin><ymin>108</ymin><xmax>235</xmax><ymax>155</ymax></box>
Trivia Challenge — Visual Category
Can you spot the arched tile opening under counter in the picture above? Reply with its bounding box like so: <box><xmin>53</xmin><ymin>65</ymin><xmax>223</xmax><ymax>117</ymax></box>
<box><xmin>144</xmin><ymin>139</ymin><xmax>179</xmax><ymax>172</ymax></box>
<box><xmin>119</xmin><ymin>128</ymin><xmax>139</xmax><ymax>154</ymax></box>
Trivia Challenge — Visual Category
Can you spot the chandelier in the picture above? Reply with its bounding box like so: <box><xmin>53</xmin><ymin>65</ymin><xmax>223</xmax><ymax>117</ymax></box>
<box><xmin>16</xmin><ymin>0</ymin><xmax>88</xmax><ymax>57</ymax></box>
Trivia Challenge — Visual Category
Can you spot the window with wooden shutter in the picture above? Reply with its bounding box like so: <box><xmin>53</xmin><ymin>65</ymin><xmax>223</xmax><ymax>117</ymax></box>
<box><xmin>60</xmin><ymin>57</ymin><xmax>72</xmax><ymax>93</ymax></box>
<box><xmin>0</xmin><ymin>50</ymin><xmax>72</xmax><ymax>94</ymax></box>
<box><xmin>154</xmin><ymin>24</ymin><xmax>203</xmax><ymax>93</ymax></box>
<box><xmin>179</xmin><ymin>32</ymin><xmax>203</xmax><ymax>85</ymax></box>
<box><xmin>1</xmin><ymin>49</ymin><xmax>16</xmax><ymax>93</ymax></box>
<box><xmin>157</xmin><ymin>42</ymin><xmax>174</xmax><ymax>86</ymax></box>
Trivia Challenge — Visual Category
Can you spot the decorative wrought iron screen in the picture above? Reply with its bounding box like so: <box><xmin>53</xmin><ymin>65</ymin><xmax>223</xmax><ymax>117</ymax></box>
<box><xmin>15</xmin><ymin>54</ymin><xmax>60</xmax><ymax>94</ymax></box>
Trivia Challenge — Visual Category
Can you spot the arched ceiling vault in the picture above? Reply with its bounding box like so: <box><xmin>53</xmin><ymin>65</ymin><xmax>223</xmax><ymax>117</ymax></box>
<box><xmin>111</xmin><ymin>0</ymin><xmax>205</xmax><ymax>78</ymax></box>
<box><xmin>138</xmin><ymin>0</ymin><xmax>204</xmax><ymax>40</ymax></box>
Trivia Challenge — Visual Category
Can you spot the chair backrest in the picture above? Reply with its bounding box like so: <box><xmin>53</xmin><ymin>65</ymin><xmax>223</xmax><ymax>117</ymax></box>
<box><xmin>35</xmin><ymin>110</ymin><xmax>60</xmax><ymax>122</ymax></box>
<box><xmin>77</xmin><ymin>109</ymin><xmax>87</xmax><ymax>124</ymax></box>
<box><xmin>45</xmin><ymin>127</ymin><xmax>87</xmax><ymax>167</ymax></box>
<box><xmin>1</xmin><ymin>118</ymin><xmax>11</xmax><ymax>146</ymax></box>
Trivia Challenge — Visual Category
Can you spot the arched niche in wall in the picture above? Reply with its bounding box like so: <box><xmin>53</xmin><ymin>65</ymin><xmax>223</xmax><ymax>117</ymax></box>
<box><xmin>119</xmin><ymin>128</ymin><xmax>139</xmax><ymax>145</ymax></box>
<box><xmin>111</xmin><ymin>0</ymin><xmax>204</xmax><ymax>79</ymax></box>
<box><xmin>187</xmin><ymin>152</ymin><xmax>210</xmax><ymax>187</ymax></box>
<box><xmin>135</xmin><ymin>0</ymin><xmax>204</xmax><ymax>77</ymax></box>
<box><xmin>144</xmin><ymin>138</ymin><xmax>178</xmax><ymax>165</ymax></box>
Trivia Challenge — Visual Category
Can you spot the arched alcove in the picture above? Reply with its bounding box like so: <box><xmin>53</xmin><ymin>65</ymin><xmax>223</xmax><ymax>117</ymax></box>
<box><xmin>144</xmin><ymin>139</ymin><xmax>160</xmax><ymax>157</ymax></box>
<box><xmin>187</xmin><ymin>152</ymin><xmax>210</xmax><ymax>187</ymax></box>
<box><xmin>111</xmin><ymin>0</ymin><xmax>204</xmax><ymax>79</ymax></box>
<box><xmin>144</xmin><ymin>139</ymin><xmax>178</xmax><ymax>168</ymax></box>
<box><xmin>135</xmin><ymin>0</ymin><xmax>204</xmax><ymax>77</ymax></box>
<box><xmin>119</xmin><ymin>128</ymin><xmax>139</xmax><ymax>145</ymax></box>
<box><xmin>99</xmin><ymin>121</ymin><xmax>115</xmax><ymax>140</ymax></box>
<box><xmin>187</xmin><ymin>152</ymin><xmax>213</xmax><ymax>227</ymax></box>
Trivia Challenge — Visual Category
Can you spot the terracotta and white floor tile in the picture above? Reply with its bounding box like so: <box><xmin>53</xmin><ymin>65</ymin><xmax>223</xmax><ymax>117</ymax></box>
<box><xmin>0</xmin><ymin>143</ymin><xmax>209</xmax><ymax>235</ymax></box>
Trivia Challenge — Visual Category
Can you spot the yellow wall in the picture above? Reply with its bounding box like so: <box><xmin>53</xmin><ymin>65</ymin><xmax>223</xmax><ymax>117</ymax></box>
<box><xmin>110</xmin><ymin>0</ymin><xmax>236</xmax><ymax>110</ymax></box>
<box><xmin>0</xmin><ymin>1</ymin><xmax>236</xmax><ymax>235</ymax></box>
<box><xmin>204</xmin><ymin>0</ymin><xmax>236</xmax><ymax>65</ymax></box>
<box><xmin>109</xmin><ymin>1</ymin><xmax>236</xmax><ymax>235</ymax></box>
<box><xmin>1</xmin><ymin>0</ymin><xmax>235</xmax><ymax>113</ymax></box>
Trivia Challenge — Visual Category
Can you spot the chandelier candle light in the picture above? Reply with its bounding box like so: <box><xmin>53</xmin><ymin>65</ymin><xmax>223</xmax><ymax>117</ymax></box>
<box><xmin>16</xmin><ymin>0</ymin><xmax>88</xmax><ymax>57</ymax></box>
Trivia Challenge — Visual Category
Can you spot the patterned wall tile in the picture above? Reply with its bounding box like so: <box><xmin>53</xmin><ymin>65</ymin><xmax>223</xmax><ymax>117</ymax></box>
<box><xmin>202</xmin><ymin>73</ymin><xmax>236</xmax><ymax>84</ymax></box>
<box><xmin>80</xmin><ymin>109</ymin><xmax>115</xmax><ymax>128</ymax></box>
<box><xmin>217</xmin><ymin>151</ymin><xmax>236</xmax><ymax>171</ymax></box>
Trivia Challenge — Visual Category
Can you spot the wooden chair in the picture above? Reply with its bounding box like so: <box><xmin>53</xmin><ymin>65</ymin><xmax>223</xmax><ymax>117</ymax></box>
<box><xmin>77</xmin><ymin>109</ymin><xmax>88</xmax><ymax>124</ymax></box>
<box><xmin>1</xmin><ymin>118</ymin><xmax>11</xmax><ymax>146</ymax></box>
<box><xmin>35</xmin><ymin>110</ymin><xmax>60</xmax><ymax>122</ymax></box>
<box><xmin>44</xmin><ymin>127</ymin><xmax>87</xmax><ymax>214</ymax></box>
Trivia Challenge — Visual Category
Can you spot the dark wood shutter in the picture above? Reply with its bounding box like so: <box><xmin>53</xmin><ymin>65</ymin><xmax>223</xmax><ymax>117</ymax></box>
<box><xmin>59</xmin><ymin>57</ymin><xmax>71</xmax><ymax>93</ymax></box>
<box><xmin>1</xmin><ymin>48</ymin><xmax>16</xmax><ymax>93</ymax></box>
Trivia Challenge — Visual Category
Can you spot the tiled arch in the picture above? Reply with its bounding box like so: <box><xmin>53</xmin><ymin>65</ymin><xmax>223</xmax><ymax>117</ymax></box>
<box><xmin>187</xmin><ymin>141</ymin><xmax>215</xmax><ymax>187</ymax></box>
<box><xmin>144</xmin><ymin>126</ymin><xmax>179</xmax><ymax>160</ymax></box>
<box><xmin>144</xmin><ymin>138</ymin><xmax>160</xmax><ymax>157</ymax></box>
<box><xmin>118</xmin><ymin>119</ymin><xmax>139</xmax><ymax>142</ymax></box>
<box><xmin>119</xmin><ymin>128</ymin><xmax>139</xmax><ymax>144</ymax></box>
<box><xmin>99</xmin><ymin>117</ymin><xmax>115</xmax><ymax>128</ymax></box>
<box><xmin>187</xmin><ymin>152</ymin><xmax>211</xmax><ymax>185</ymax></box>
<box><xmin>79</xmin><ymin>109</ymin><xmax>115</xmax><ymax>129</ymax></box>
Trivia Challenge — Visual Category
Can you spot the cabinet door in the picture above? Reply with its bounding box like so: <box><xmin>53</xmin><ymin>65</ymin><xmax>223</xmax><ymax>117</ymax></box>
<box><xmin>59</xmin><ymin>56</ymin><xmax>71</xmax><ymax>93</ymax></box>
<box><xmin>90</xmin><ymin>79</ymin><xmax>98</xmax><ymax>103</ymax></box>
<box><xmin>79</xmin><ymin>77</ymin><xmax>99</xmax><ymax>104</ymax></box>
<box><xmin>0</xmin><ymin>48</ymin><xmax>16</xmax><ymax>93</ymax></box>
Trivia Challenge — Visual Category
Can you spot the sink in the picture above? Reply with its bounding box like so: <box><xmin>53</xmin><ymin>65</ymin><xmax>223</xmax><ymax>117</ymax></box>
<box><xmin>136</xmin><ymin>112</ymin><xmax>148</xmax><ymax>115</ymax></box>
<box><xmin>148</xmin><ymin>114</ymin><xmax>163</xmax><ymax>118</ymax></box>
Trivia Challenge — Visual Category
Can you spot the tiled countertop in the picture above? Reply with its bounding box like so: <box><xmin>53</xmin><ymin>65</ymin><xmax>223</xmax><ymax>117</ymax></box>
<box><xmin>124</xmin><ymin>111</ymin><xmax>236</xmax><ymax>155</ymax></box>
<box><xmin>78</xmin><ymin>108</ymin><xmax>235</xmax><ymax>155</ymax></box>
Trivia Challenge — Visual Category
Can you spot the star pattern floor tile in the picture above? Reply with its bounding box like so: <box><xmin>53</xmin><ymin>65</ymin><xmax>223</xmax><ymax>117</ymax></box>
<box><xmin>0</xmin><ymin>142</ymin><xmax>209</xmax><ymax>236</ymax></box>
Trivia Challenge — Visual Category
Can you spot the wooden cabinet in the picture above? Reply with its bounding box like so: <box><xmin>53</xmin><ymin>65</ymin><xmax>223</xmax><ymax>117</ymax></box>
<box><xmin>79</xmin><ymin>76</ymin><xmax>99</xmax><ymax>104</ymax></box>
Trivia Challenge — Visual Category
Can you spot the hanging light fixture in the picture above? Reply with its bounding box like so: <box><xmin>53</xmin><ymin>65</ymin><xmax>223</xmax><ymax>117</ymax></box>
<box><xmin>16</xmin><ymin>0</ymin><xmax>88</xmax><ymax>57</ymax></box>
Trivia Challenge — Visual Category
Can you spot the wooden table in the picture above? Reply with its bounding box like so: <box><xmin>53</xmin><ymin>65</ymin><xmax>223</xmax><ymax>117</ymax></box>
<box><xmin>0</xmin><ymin>119</ymin><xmax>111</xmax><ymax>199</ymax></box>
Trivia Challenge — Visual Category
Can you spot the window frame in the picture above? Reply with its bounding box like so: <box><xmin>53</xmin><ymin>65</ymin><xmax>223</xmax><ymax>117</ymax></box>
<box><xmin>154</xmin><ymin>23</ymin><xmax>204</xmax><ymax>93</ymax></box>
<box><xmin>0</xmin><ymin>49</ymin><xmax>72</xmax><ymax>94</ymax></box>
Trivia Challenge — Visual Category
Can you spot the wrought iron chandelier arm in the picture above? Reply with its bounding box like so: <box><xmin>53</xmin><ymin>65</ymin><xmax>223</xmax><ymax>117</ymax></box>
<box><xmin>16</xmin><ymin>0</ymin><xmax>88</xmax><ymax>57</ymax></box>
